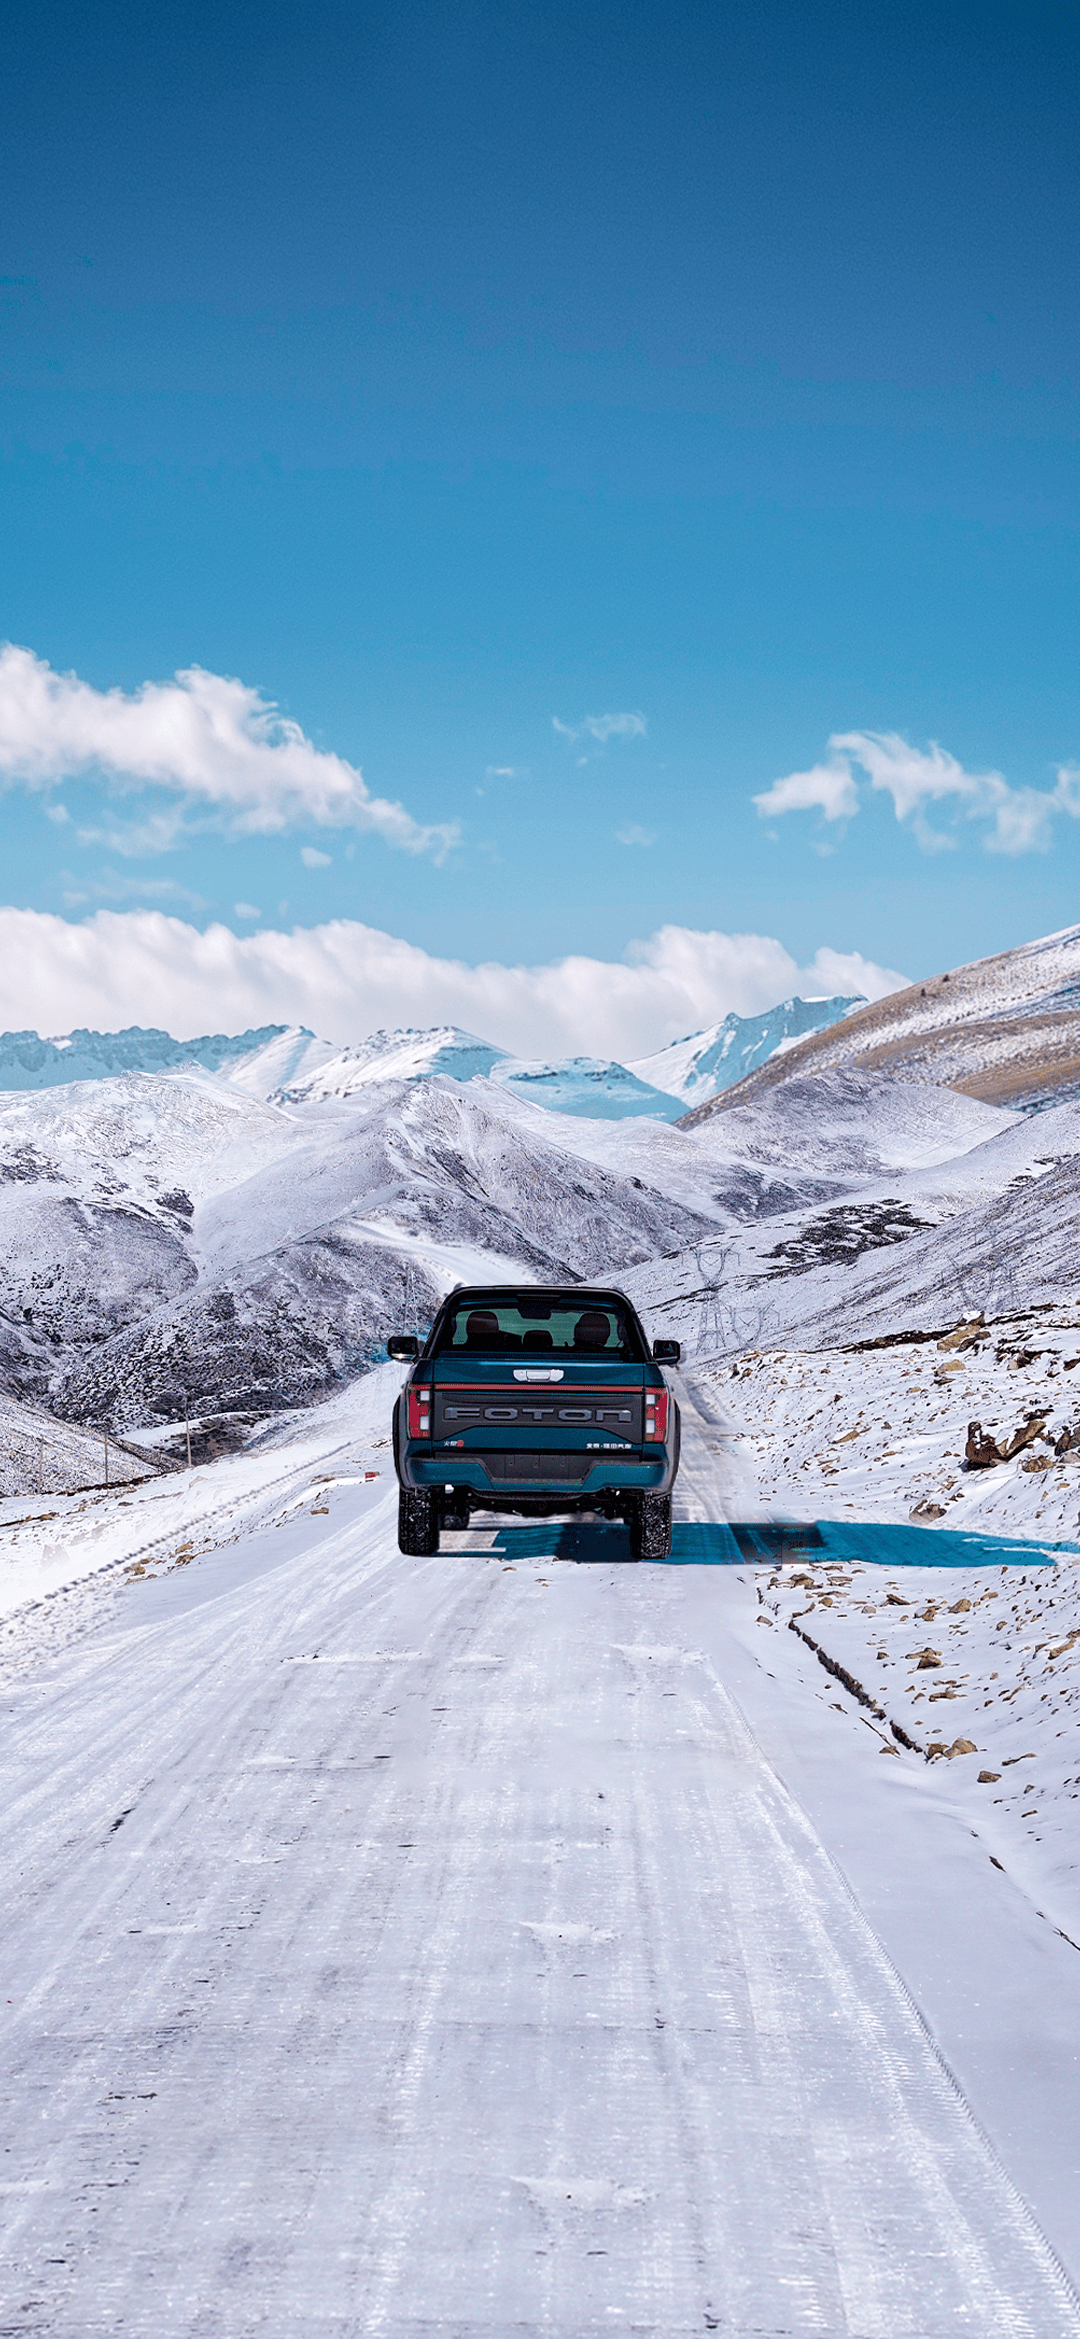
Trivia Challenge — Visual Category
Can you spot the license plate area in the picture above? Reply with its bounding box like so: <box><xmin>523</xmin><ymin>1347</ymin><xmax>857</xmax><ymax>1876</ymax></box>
<box><xmin>484</xmin><ymin>1452</ymin><xmax>592</xmax><ymax>1483</ymax></box>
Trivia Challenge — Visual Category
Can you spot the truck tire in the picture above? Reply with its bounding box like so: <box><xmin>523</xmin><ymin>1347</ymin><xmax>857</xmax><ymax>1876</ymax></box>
<box><xmin>629</xmin><ymin>1491</ymin><xmax>672</xmax><ymax>1561</ymax></box>
<box><xmin>398</xmin><ymin>1488</ymin><xmax>439</xmax><ymax>1555</ymax></box>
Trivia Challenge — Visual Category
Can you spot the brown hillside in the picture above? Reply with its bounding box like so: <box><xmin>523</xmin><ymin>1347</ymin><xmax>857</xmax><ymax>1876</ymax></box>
<box><xmin>680</xmin><ymin>922</ymin><xmax>1080</xmax><ymax>1125</ymax></box>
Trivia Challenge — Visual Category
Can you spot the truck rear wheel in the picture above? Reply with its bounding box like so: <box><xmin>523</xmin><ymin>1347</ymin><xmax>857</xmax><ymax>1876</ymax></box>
<box><xmin>398</xmin><ymin>1489</ymin><xmax>439</xmax><ymax>1555</ymax></box>
<box><xmin>629</xmin><ymin>1492</ymin><xmax>672</xmax><ymax>1561</ymax></box>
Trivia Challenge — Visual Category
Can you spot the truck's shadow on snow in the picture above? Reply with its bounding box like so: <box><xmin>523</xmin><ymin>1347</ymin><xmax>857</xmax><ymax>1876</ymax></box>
<box><xmin>477</xmin><ymin>1518</ymin><xmax>1077</xmax><ymax>1569</ymax></box>
<box><xmin>480</xmin><ymin>1520</ymin><xmax>753</xmax><ymax>1564</ymax></box>
<box><xmin>477</xmin><ymin>1517</ymin><xmax>1057</xmax><ymax>1567</ymax></box>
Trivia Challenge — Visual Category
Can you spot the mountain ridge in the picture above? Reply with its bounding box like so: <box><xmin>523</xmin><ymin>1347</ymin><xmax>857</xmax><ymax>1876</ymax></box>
<box><xmin>628</xmin><ymin>993</ymin><xmax>864</xmax><ymax>1103</ymax></box>
<box><xmin>0</xmin><ymin>998</ymin><xmax>861</xmax><ymax>1118</ymax></box>
<box><xmin>681</xmin><ymin>923</ymin><xmax>1080</xmax><ymax>1121</ymax></box>
<box><xmin>0</xmin><ymin>1023</ymin><xmax>297</xmax><ymax>1090</ymax></box>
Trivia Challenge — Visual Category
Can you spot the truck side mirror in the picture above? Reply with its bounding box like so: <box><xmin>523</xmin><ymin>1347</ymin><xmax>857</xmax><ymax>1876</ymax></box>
<box><xmin>652</xmin><ymin>1338</ymin><xmax>680</xmax><ymax>1364</ymax></box>
<box><xmin>387</xmin><ymin>1333</ymin><xmax>420</xmax><ymax>1361</ymax></box>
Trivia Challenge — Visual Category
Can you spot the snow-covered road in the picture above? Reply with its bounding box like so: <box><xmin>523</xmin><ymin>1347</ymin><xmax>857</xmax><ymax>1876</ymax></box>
<box><xmin>2</xmin><ymin>1413</ymin><xmax>1079</xmax><ymax>2336</ymax></box>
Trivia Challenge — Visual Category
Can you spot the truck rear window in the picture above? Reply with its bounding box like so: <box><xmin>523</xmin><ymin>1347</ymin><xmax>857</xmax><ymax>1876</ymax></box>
<box><xmin>434</xmin><ymin>1296</ymin><xmax>641</xmax><ymax>1358</ymax></box>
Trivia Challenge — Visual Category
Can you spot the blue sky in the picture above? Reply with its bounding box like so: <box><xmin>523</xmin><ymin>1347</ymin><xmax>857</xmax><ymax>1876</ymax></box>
<box><xmin>2</xmin><ymin>0</ymin><xmax>1080</xmax><ymax>1049</ymax></box>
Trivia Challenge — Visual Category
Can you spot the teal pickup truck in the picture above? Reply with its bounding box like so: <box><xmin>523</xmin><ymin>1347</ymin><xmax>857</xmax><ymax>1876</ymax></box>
<box><xmin>389</xmin><ymin>1284</ymin><xmax>681</xmax><ymax>1560</ymax></box>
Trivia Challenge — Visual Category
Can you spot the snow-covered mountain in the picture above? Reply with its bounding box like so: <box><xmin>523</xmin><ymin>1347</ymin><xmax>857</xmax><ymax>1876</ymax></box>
<box><xmin>0</xmin><ymin>995</ymin><xmax>861</xmax><ymax>1119</ymax></box>
<box><xmin>0</xmin><ymin>1022</ymin><xmax>297</xmax><ymax>1090</ymax></box>
<box><xmin>0</xmin><ymin>1021</ymin><xmax>501</xmax><ymax>1106</ymax></box>
<box><xmin>491</xmin><ymin>1059</ymin><xmax>684</xmax><ymax>1119</ymax></box>
<box><xmin>4</xmin><ymin>923</ymin><xmax>1080</xmax><ymax>1490</ymax></box>
<box><xmin>3</xmin><ymin>1032</ymin><xmax>1077</xmax><ymax>1545</ymax></box>
<box><xmin>267</xmin><ymin>1024</ymin><xmax>508</xmax><ymax>1101</ymax></box>
<box><xmin>0</xmin><ymin>1068</ymin><xmax>727</xmax><ymax>1432</ymax></box>
<box><xmin>629</xmin><ymin>994</ymin><xmax>864</xmax><ymax>1104</ymax></box>
<box><xmin>264</xmin><ymin>1020</ymin><xmax>825</xmax><ymax>1120</ymax></box>
<box><xmin>0</xmin><ymin>1033</ymin><xmax>1064</xmax><ymax>1439</ymax></box>
<box><xmin>685</xmin><ymin>922</ymin><xmax>1080</xmax><ymax>1119</ymax></box>
<box><xmin>256</xmin><ymin>1004</ymin><xmax>866</xmax><ymax>1117</ymax></box>
<box><xmin>273</xmin><ymin>1035</ymin><xmax>685</xmax><ymax>1121</ymax></box>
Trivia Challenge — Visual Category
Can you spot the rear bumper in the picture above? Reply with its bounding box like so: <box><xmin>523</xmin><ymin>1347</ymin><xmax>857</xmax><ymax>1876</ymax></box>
<box><xmin>398</xmin><ymin>1446</ymin><xmax>676</xmax><ymax>1501</ymax></box>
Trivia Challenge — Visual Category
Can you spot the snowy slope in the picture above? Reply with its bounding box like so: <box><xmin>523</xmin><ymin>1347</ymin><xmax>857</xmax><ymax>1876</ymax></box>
<box><xmin>687</xmin><ymin>920</ymin><xmax>1080</xmax><ymax>1117</ymax></box>
<box><xmin>630</xmin><ymin>993</ymin><xmax>863</xmax><ymax>1103</ymax></box>
<box><xmin>682</xmin><ymin>1066</ymin><xmax>1016</xmax><ymax>1179</ymax></box>
<box><xmin>701</xmin><ymin>1312</ymin><xmax>1080</xmax><ymax>1545</ymax></box>
<box><xmin>0</xmin><ymin>1385</ymin><xmax>161</xmax><ymax>1498</ymax></box>
<box><xmin>495</xmin><ymin>1069</ymin><xmax>1016</xmax><ymax>1229</ymax></box>
<box><xmin>210</xmin><ymin>1025</ymin><xmax>340</xmax><ymax>1097</ymax></box>
<box><xmin>624</xmin><ymin>1093</ymin><xmax>1080</xmax><ymax>1363</ymax></box>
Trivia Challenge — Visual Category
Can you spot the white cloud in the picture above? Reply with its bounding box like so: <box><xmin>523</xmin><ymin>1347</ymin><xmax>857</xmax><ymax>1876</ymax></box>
<box><xmin>234</xmin><ymin>902</ymin><xmax>261</xmax><ymax>921</ymax></box>
<box><xmin>553</xmin><ymin>711</ymin><xmax>647</xmax><ymax>745</ymax></box>
<box><xmin>1054</xmin><ymin>765</ymin><xmax>1080</xmax><ymax>816</ymax></box>
<box><xmin>616</xmin><ymin>824</ymin><xmax>657</xmax><ymax>847</ymax></box>
<box><xmin>485</xmin><ymin>765</ymin><xmax>520</xmax><ymax>778</ymax></box>
<box><xmin>0</xmin><ymin>644</ymin><xmax>457</xmax><ymax>860</ymax></box>
<box><xmin>753</xmin><ymin>757</ymin><xmax>859</xmax><ymax>823</ymax></box>
<box><xmin>60</xmin><ymin>871</ymin><xmax>208</xmax><ymax>911</ymax></box>
<box><xmin>76</xmin><ymin>807</ymin><xmax>194</xmax><ymax>858</ymax></box>
<box><xmin>300</xmin><ymin>845</ymin><xmax>332</xmax><ymax>869</ymax></box>
<box><xmin>756</xmin><ymin>727</ymin><xmax>1080</xmax><ymax>856</ymax></box>
<box><xmin>0</xmin><ymin>909</ymin><xmax>908</xmax><ymax>1062</ymax></box>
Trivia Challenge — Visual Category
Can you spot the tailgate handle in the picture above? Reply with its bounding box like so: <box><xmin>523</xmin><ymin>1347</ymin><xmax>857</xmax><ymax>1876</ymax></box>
<box><xmin>512</xmin><ymin>1368</ymin><xmax>564</xmax><ymax>1382</ymax></box>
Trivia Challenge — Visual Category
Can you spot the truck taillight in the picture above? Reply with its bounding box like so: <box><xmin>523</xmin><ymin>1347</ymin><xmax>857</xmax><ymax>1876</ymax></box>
<box><xmin>407</xmin><ymin>1384</ymin><xmax>432</xmax><ymax>1438</ymax></box>
<box><xmin>644</xmin><ymin>1388</ymin><xmax>668</xmax><ymax>1442</ymax></box>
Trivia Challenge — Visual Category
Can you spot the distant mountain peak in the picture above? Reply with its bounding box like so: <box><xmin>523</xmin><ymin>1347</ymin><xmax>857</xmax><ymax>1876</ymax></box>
<box><xmin>629</xmin><ymin>996</ymin><xmax>865</xmax><ymax>1105</ymax></box>
<box><xmin>270</xmin><ymin>1026</ymin><xmax>507</xmax><ymax>1102</ymax></box>
<box><xmin>489</xmin><ymin>1056</ymin><xmax>685</xmax><ymax>1121</ymax></box>
<box><xmin>0</xmin><ymin>1023</ymin><xmax>296</xmax><ymax>1091</ymax></box>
